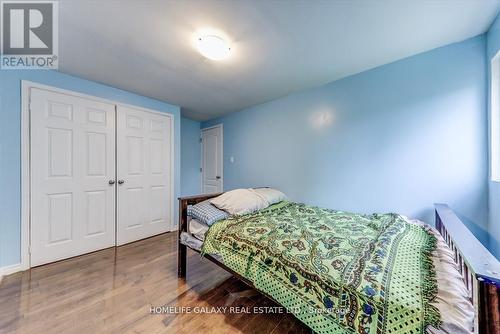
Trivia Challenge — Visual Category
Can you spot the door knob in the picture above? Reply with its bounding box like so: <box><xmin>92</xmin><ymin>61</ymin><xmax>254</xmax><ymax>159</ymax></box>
<box><xmin>118</xmin><ymin>180</ymin><xmax>125</xmax><ymax>184</ymax></box>
<box><xmin>216</xmin><ymin>176</ymin><xmax>221</xmax><ymax>179</ymax></box>
<box><xmin>108</xmin><ymin>180</ymin><xmax>116</xmax><ymax>185</ymax></box>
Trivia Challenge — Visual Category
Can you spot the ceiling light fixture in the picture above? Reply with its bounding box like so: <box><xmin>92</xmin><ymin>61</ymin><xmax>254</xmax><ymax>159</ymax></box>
<box><xmin>196</xmin><ymin>35</ymin><xmax>231</xmax><ymax>61</ymax></box>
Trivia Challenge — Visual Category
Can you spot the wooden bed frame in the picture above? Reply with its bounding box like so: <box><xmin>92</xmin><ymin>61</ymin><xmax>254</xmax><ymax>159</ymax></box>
<box><xmin>434</xmin><ymin>204</ymin><xmax>499</xmax><ymax>333</ymax></box>
<box><xmin>178</xmin><ymin>194</ymin><xmax>500</xmax><ymax>333</ymax></box>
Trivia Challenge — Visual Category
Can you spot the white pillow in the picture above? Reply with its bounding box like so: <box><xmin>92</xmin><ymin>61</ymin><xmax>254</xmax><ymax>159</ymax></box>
<box><xmin>210</xmin><ymin>189</ymin><xmax>269</xmax><ymax>215</ymax></box>
<box><xmin>252</xmin><ymin>188</ymin><xmax>287</xmax><ymax>205</ymax></box>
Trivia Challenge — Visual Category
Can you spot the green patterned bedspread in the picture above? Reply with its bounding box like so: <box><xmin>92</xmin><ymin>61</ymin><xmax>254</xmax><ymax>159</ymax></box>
<box><xmin>202</xmin><ymin>201</ymin><xmax>440</xmax><ymax>334</ymax></box>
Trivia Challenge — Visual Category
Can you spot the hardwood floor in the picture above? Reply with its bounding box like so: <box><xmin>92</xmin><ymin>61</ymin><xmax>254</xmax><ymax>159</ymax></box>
<box><xmin>0</xmin><ymin>233</ymin><xmax>310</xmax><ymax>334</ymax></box>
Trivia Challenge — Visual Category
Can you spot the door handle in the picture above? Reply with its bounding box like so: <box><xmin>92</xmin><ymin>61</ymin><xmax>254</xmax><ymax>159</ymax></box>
<box><xmin>216</xmin><ymin>176</ymin><xmax>221</xmax><ymax>179</ymax></box>
<box><xmin>108</xmin><ymin>180</ymin><xmax>116</xmax><ymax>185</ymax></box>
<box><xmin>118</xmin><ymin>180</ymin><xmax>125</xmax><ymax>184</ymax></box>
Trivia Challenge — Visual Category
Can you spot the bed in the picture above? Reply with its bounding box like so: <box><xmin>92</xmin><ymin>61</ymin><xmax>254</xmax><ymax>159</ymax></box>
<box><xmin>177</xmin><ymin>191</ymin><xmax>500</xmax><ymax>334</ymax></box>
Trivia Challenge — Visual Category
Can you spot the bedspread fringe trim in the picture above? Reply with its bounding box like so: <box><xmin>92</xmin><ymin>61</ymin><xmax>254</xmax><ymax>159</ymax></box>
<box><xmin>421</xmin><ymin>231</ymin><xmax>442</xmax><ymax>329</ymax></box>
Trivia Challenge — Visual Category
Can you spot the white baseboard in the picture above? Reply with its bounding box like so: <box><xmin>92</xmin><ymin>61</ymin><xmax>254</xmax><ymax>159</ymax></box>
<box><xmin>0</xmin><ymin>263</ymin><xmax>23</xmax><ymax>282</ymax></box>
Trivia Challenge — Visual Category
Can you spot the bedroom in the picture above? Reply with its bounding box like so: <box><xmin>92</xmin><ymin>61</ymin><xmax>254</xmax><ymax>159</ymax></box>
<box><xmin>0</xmin><ymin>0</ymin><xmax>499</xmax><ymax>333</ymax></box>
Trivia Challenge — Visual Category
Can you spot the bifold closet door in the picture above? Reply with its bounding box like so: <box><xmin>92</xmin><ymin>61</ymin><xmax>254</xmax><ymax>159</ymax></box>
<box><xmin>116</xmin><ymin>105</ymin><xmax>172</xmax><ymax>245</ymax></box>
<box><xmin>30</xmin><ymin>88</ymin><xmax>116</xmax><ymax>266</ymax></box>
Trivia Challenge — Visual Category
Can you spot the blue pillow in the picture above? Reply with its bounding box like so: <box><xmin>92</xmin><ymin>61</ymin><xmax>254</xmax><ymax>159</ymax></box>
<box><xmin>187</xmin><ymin>200</ymin><xmax>230</xmax><ymax>226</ymax></box>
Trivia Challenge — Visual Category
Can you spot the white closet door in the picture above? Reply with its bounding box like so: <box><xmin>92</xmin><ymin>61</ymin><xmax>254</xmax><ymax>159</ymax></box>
<box><xmin>30</xmin><ymin>88</ymin><xmax>116</xmax><ymax>266</ymax></box>
<box><xmin>116</xmin><ymin>105</ymin><xmax>172</xmax><ymax>245</ymax></box>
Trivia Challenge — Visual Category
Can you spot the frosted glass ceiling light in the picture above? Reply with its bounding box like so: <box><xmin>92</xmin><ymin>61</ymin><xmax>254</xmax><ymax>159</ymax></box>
<box><xmin>197</xmin><ymin>35</ymin><xmax>231</xmax><ymax>60</ymax></box>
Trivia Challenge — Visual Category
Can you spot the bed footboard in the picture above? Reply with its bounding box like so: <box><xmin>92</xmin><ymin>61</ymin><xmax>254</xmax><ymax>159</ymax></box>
<box><xmin>435</xmin><ymin>204</ymin><xmax>500</xmax><ymax>334</ymax></box>
<box><xmin>177</xmin><ymin>193</ymin><xmax>222</xmax><ymax>278</ymax></box>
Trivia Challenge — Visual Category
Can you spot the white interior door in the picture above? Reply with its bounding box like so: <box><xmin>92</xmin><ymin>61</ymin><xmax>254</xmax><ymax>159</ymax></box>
<box><xmin>30</xmin><ymin>88</ymin><xmax>116</xmax><ymax>266</ymax></box>
<box><xmin>116</xmin><ymin>105</ymin><xmax>173</xmax><ymax>245</ymax></box>
<box><xmin>202</xmin><ymin>125</ymin><xmax>223</xmax><ymax>194</ymax></box>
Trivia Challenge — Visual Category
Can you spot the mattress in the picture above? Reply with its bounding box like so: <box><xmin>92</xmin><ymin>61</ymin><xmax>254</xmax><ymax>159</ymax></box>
<box><xmin>187</xmin><ymin>217</ymin><xmax>209</xmax><ymax>241</ymax></box>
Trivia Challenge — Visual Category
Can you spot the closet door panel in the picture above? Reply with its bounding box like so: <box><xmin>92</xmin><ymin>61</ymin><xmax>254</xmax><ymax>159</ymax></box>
<box><xmin>30</xmin><ymin>88</ymin><xmax>116</xmax><ymax>266</ymax></box>
<box><xmin>116</xmin><ymin>106</ymin><xmax>172</xmax><ymax>245</ymax></box>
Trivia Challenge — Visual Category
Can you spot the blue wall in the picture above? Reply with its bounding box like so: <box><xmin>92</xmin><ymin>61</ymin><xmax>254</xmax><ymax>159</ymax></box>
<box><xmin>0</xmin><ymin>71</ymin><xmax>181</xmax><ymax>268</ymax></box>
<box><xmin>181</xmin><ymin>117</ymin><xmax>201</xmax><ymax>195</ymax></box>
<box><xmin>203</xmin><ymin>35</ymin><xmax>490</xmax><ymax>247</ymax></box>
<box><xmin>487</xmin><ymin>13</ymin><xmax>500</xmax><ymax>259</ymax></box>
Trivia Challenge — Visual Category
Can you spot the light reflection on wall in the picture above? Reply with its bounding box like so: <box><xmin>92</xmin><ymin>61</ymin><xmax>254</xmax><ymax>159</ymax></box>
<box><xmin>310</xmin><ymin>109</ymin><xmax>334</xmax><ymax>129</ymax></box>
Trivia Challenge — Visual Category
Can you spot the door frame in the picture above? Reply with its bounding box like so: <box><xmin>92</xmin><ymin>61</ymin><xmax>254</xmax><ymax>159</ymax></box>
<box><xmin>20</xmin><ymin>80</ymin><xmax>175</xmax><ymax>270</ymax></box>
<box><xmin>200</xmin><ymin>124</ymin><xmax>223</xmax><ymax>193</ymax></box>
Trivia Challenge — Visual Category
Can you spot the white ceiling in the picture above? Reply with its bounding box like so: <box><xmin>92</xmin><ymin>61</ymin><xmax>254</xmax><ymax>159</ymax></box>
<box><xmin>59</xmin><ymin>0</ymin><xmax>500</xmax><ymax>121</ymax></box>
